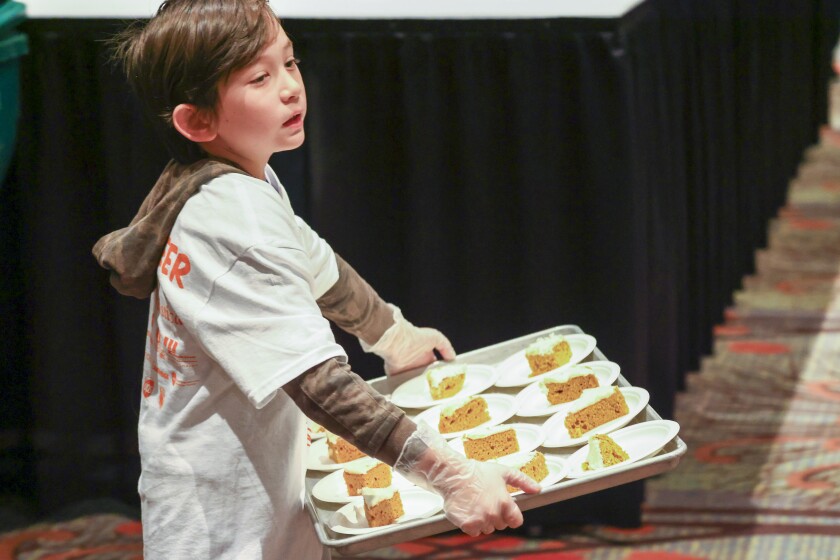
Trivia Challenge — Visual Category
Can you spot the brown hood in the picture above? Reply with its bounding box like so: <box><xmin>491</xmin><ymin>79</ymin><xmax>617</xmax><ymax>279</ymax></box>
<box><xmin>92</xmin><ymin>158</ymin><xmax>247</xmax><ymax>299</ymax></box>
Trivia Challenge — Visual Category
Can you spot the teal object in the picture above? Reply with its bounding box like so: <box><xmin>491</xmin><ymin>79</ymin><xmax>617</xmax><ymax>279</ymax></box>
<box><xmin>0</xmin><ymin>1</ymin><xmax>26</xmax><ymax>35</ymax></box>
<box><xmin>0</xmin><ymin>1</ymin><xmax>27</xmax><ymax>184</ymax></box>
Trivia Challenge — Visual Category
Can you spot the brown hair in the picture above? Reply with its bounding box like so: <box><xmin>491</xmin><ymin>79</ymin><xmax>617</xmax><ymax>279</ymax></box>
<box><xmin>111</xmin><ymin>0</ymin><xmax>280</xmax><ymax>163</ymax></box>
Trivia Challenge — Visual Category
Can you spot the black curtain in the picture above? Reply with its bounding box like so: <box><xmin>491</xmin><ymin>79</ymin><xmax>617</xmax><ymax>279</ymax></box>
<box><xmin>2</xmin><ymin>0</ymin><xmax>837</xmax><ymax>526</ymax></box>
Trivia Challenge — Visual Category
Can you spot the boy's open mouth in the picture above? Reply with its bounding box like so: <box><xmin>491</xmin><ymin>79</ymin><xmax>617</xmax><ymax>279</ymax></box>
<box><xmin>283</xmin><ymin>114</ymin><xmax>302</xmax><ymax>127</ymax></box>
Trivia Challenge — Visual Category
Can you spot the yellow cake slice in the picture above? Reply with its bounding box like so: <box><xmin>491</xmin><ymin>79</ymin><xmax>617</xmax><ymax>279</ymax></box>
<box><xmin>539</xmin><ymin>366</ymin><xmax>599</xmax><ymax>405</ymax></box>
<box><xmin>342</xmin><ymin>458</ymin><xmax>392</xmax><ymax>496</ymax></box>
<box><xmin>582</xmin><ymin>434</ymin><xmax>630</xmax><ymax>470</ymax></box>
<box><xmin>438</xmin><ymin>395</ymin><xmax>491</xmax><ymax>433</ymax></box>
<box><xmin>326</xmin><ymin>432</ymin><xmax>366</xmax><ymax>463</ymax></box>
<box><xmin>462</xmin><ymin>424</ymin><xmax>520</xmax><ymax>461</ymax></box>
<box><xmin>525</xmin><ymin>333</ymin><xmax>572</xmax><ymax>377</ymax></box>
<box><xmin>425</xmin><ymin>364</ymin><xmax>467</xmax><ymax>400</ymax></box>
<box><xmin>564</xmin><ymin>386</ymin><xmax>629</xmax><ymax>438</ymax></box>
<box><xmin>503</xmin><ymin>451</ymin><xmax>549</xmax><ymax>492</ymax></box>
<box><xmin>361</xmin><ymin>486</ymin><xmax>405</xmax><ymax>527</ymax></box>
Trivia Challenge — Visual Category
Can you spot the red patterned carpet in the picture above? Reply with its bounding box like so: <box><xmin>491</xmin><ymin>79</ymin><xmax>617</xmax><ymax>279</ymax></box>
<box><xmin>4</xmin><ymin>142</ymin><xmax>840</xmax><ymax>559</ymax></box>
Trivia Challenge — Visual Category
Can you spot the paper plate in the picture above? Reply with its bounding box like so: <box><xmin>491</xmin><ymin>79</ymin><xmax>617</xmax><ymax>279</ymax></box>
<box><xmin>447</xmin><ymin>423</ymin><xmax>545</xmax><ymax>458</ymax></box>
<box><xmin>494</xmin><ymin>334</ymin><xmax>597</xmax><ymax>388</ymax></box>
<box><xmin>565</xmin><ymin>420</ymin><xmax>680</xmax><ymax>478</ymax></box>
<box><xmin>412</xmin><ymin>393</ymin><xmax>517</xmax><ymax>439</ymax></box>
<box><xmin>496</xmin><ymin>452</ymin><xmax>570</xmax><ymax>495</ymax></box>
<box><xmin>312</xmin><ymin>468</ymin><xmax>415</xmax><ymax>504</ymax></box>
<box><xmin>513</xmin><ymin>361</ymin><xmax>621</xmax><ymax>418</ymax></box>
<box><xmin>329</xmin><ymin>488</ymin><xmax>444</xmax><ymax>535</ymax></box>
<box><xmin>306</xmin><ymin>438</ymin><xmax>369</xmax><ymax>472</ymax></box>
<box><xmin>541</xmin><ymin>387</ymin><xmax>650</xmax><ymax>448</ymax></box>
<box><xmin>389</xmin><ymin>364</ymin><xmax>500</xmax><ymax>409</ymax></box>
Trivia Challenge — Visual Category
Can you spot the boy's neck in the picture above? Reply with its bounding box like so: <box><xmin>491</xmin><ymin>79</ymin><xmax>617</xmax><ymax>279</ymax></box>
<box><xmin>198</xmin><ymin>153</ymin><xmax>259</xmax><ymax>179</ymax></box>
<box><xmin>201</xmin><ymin>143</ymin><xmax>268</xmax><ymax>181</ymax></box>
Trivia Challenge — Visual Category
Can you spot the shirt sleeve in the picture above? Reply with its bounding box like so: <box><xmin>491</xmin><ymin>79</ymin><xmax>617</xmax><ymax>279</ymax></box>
<box><xmin>193</xmin><ymin>242</ymin><xmax>347</xmax><ymax>408</ymax></box>
<box><xmin>177</xmin><ymin>172</ymin><xmax>346</xmax><ymax>409</ymax></box>
<box><xmin>293</xmin><ymin>216</ymin><xmax>339</xmax><ymax>299</ymax></box>
<box><xmin>263</xmin><ymin>164</ymin><xmax>339</xmax><ymax>299</ymax></box>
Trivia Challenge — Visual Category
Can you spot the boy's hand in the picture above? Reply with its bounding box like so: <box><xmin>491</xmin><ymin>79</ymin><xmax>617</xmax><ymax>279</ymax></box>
<box><xmin>362</xmin><ymin>305</ymin><xmax>456</xmax><ymax>375</ymax></box>
<box><xmin>383</xmin><ymin>325</ymin><xmax>456</xmax><ymax>375</ymax></box>
<box><xmin>394</xmin><ymin>422</ymin><xmax>541</xmax><ymax>537</ymax></box>
<box><xmin>437</xmin><ymin>460</ymin><xmax>541</xmax><ymax>536</ymax></box>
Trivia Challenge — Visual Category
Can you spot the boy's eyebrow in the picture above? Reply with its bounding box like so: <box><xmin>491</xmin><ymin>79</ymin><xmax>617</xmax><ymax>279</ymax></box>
<box><xmin>250</xmin><ymin>38</ymin><xmax>294</xmax><ymax>66</ymax></box>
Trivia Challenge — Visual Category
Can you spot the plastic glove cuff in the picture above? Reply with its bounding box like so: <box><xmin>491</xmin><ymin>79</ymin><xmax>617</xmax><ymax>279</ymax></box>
<box><xmin>394</xmin><ymin>420</ymin><xmax>469</xmax><ymax>491</ymax></box>
<box><xmin>360</xmin><ymin>304</ymin><xmax>404</xmax><ymax>354</ymax></box>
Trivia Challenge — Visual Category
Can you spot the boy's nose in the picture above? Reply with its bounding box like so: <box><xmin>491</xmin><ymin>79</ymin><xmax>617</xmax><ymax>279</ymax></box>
<box><xmin>280</xmin><ymin>77</ymin><xmax>303</xmax><ymax>101</ymax></box>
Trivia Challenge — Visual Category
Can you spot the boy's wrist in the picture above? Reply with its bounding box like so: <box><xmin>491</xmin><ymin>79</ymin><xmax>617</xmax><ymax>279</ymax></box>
<box><xmin>362</xmin><ymin>301</ymin><xmax>397</xmax><ymax>346</ymax></box>
<box><xmin>360</xmin><ymin>304</ymin><xmax>403</xmax><ymax>353</ymax></box>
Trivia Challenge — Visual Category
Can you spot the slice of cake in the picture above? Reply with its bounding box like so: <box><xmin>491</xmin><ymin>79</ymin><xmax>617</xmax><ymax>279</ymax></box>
<box><xmin>564</xmin><ymin>386</ymin><xmax>629</xmax><ymax>439</ymax></box>
<box><xmin>343</xmin><ymin>458</ymin><xmax>392</xmax><ymax>496</ymax></box>
<box><xmin>361</xmin><ymin>486</ymin><xmax>405</xmax><ymax>528</ymax></box>
<box><xmin>462</xmin><ymin>424</ymin><xmax>520</xmax><ymax>461</ymax></box>
<box><xmin>425</xmin><ymin>364</ymin><xmax>467</xmax><ymax>400</ymax></box>
<box><xmin>438</xmin><ymin>395</ymin><xmax>491</xmax><ymax>434</ymax></box>
<box><xmin>525</xmin><ymin>333</ymin><xmax>572</xmax><ymax>377</ymax></box>
<box><xmin>504</xmin><ymin>451</ymin><xmax>549</xmax><ymax>492</ymax></box>
<box><xmin>539</xmin><ymin>366</ymin><xmax>599</xmax><ymax>405</ymax></box>
<box><xmin>582</xmin><ymin>433</ymin><xmax>630</xmax><ymax>471</ymax></box>
<box><xmin>326</xmin><ymin>432</ymin><xmax>366</xmax><ymax>463</ymax></box>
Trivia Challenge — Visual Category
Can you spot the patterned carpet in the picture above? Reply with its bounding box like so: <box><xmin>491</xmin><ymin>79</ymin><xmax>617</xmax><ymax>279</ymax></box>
<box><xmin>4</xmin><ymin>136</ymin><xmax>840</xmax><ymax>559</ymax></box>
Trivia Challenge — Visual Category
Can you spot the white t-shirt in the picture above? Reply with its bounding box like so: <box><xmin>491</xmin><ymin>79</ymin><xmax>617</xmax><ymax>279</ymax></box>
<box><xmin>138</xmin><ymin>165</ymin><xmax>345</xmax><ymax>559</ymax></box>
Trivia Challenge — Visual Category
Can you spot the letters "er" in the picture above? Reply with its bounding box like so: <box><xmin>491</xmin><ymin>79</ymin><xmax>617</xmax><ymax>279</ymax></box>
<box><xmin>160</xmin><ymin>238</ymin><xmax>191</xmax><ymax>289</ymax></box>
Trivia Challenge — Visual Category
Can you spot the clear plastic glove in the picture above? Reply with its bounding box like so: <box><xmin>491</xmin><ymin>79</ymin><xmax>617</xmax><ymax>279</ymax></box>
<box><xmin>395</xmin><ymin>421</ymin><xmax>541</xmax><ymax>537</ymax></box>
<box><xmin>361</xmin><ymin>304</ymin><xmax>456</xmax><ymax>375</ymax></box>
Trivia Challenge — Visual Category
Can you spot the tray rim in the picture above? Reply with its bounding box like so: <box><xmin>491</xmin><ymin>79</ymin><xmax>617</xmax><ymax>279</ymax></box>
<box><xmin>305</xmin><ymin>324</ymin><xmax>688</xmax><ymax>556</ymax></box>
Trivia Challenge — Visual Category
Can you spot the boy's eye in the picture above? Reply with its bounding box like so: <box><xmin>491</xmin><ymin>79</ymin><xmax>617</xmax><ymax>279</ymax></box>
<box><xmin>285</xmin><ymin>57</ymin><xmax>301</xmax><ymax>69</ymax></box>
<box><xmin>251</xmin><ymin>73</ymin><xmax>269</xmax><ymax>84</ymax></box>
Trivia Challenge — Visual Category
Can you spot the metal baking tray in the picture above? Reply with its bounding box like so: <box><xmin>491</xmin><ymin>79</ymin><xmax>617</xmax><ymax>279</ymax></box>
<box><xmin>305</xmin><ymin>324</ymin><xmax>687</xmax><ymax>556</ymax></box>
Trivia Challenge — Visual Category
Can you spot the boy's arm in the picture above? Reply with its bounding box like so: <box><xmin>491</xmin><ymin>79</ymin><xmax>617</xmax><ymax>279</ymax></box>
<box><xmin>316</xmin><ymin>255</ymin><xmax>456</xmax><ymax>374</ymax></box>
<box><xmin>283</xmin><ymin>357</ymin><xmax>414</xmax><ymax>464</ymax></box>
<box><xmin>315</xmin><ymin>254</ymin><xmax>394</xmax><ymax>347</ymax></box>
<box><xmin>283</xmin><ymin>358</ymin><xmax>541</xmax><ymax>536</ymax></box>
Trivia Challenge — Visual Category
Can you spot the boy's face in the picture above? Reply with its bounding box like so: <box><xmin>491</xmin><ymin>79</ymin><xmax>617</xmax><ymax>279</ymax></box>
<box><xmin>206</xmin><ymin>22</ymin><xmax>306</xmax><ymax>176</ymax></box>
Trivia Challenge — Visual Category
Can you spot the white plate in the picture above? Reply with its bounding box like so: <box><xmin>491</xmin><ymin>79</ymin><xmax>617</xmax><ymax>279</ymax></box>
<box><xmin>306</xmin><ymin>418</ymin><xmax>327</xmax><ymax>440</ymax></box>
<box><xmin>494</xmin><ymin>334</ymin><xmax>598</xmax><ymax>388</ymax></box>
<box><xmin>565</xmin><ymin>420</ymin><xmax>680</xmax><ymax>478</ymax></box>
<box><xmin>389</xmin><ymin>364</ymin><xmax>501</xmax><ymax>409</ymax></box>
<box><xmin>447</xmin><ymin>423</ymin><xmax>545</xmax><ymax>458</ymax></box>
<box><xmin>496</xmin><ymin>452</ymin><xmax>569</xmax><ymax>495</ymax></box>
<box><xmin>306</xmin><ymin>438</ymin><xmax>369</xmax><ymax>472</ymax></box>
<box><xmin>541</xmin><ymin>387</ymin><xmax>650</xmax><ymax>448</ymax></box>
<box><xmin>329</xmin><ymin>488</ymin><xmax>444</xmax><ymax>535</ymax></box>
<box><xmin>513</xmin><ymin>361</ymin><xmax>621</xmax><ymax>418</ymax></box>
<box><xmin>312</xmin><ymin>468</ymin><xmax>415</xmax><ymax>504</ymax></box>
<box><xmin>412</xmin><ymin>393</ymin><xmax>517</xmax><ymax>439</ymax></box>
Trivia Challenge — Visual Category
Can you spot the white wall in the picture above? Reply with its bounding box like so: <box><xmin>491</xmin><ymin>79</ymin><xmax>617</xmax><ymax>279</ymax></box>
<box><xmin>22</xmin><ymin>0</ymin><xmax>644</xmax><ymax>19</ymax></box>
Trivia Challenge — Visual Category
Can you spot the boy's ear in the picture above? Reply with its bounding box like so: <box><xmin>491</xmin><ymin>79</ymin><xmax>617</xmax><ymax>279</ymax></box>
<box><xmin>172</xmin><ymin>103</ymin><xmax>217</xmax><ymax>143</ymax></box>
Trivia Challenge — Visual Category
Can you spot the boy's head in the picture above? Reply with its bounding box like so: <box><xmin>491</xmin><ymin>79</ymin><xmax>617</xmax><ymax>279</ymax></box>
<box><xmin>113</xmin><ymin>0</ymin><xmax>286</xmax><ymax>164</ymax></box>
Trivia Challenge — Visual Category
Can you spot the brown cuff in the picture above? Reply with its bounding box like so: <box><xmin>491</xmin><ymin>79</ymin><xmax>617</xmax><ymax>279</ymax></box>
<box><xmin>282</xmin><ymin>358</ymin><xmax>416</xmax><ymax>465</ymax></box>
<box><xmin>316</xmin><ymin>255</ymin><xmax>394</xmax><ymax>346</ymax></box>
<box><xmin>377</xmin><ymin>415</ymin><xmax>417</xmax><ymax>465</ymax></box>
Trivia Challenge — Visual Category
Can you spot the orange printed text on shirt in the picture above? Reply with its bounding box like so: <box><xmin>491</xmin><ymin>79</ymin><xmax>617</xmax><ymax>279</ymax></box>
<box><xmin>160</xmin><ymin>238</ymin><xmax>191</xmax><ymax>288</ymax></box>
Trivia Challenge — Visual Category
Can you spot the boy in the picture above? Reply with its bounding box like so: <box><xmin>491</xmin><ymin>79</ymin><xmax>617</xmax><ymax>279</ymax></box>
<box><xmin>93</xmin><ymin>1</ymin><xmax>539</xmax><ymax>559</ymax></box>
